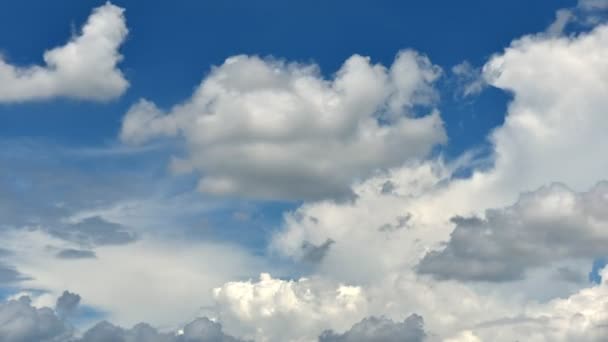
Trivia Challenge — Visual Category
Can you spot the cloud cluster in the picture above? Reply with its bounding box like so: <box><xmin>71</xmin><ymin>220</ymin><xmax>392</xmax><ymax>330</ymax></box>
<box><xmin>121</xmin><ymin>51</ymin><xmax>445</xmax><ymax>200</ymax></box>
<box><xmin>0</xmin><ymin>3</ymin><xmax>128</xmax><ymax>102</ymax></box>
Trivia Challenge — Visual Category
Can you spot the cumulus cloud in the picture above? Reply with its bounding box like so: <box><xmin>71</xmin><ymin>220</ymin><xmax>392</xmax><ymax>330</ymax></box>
<box><xmin>76</xmin><ymin>318</ymin><xmax>246</xmax><ymax>342</ymax></box>
<box><xmin>0</xmin><ymin>2</ymin><xmax>128</xmax><ymax>102</ymax></box>
<box><xmin>55</xmin><ymin>291</ymin><xmax>80</xmax><ymax>319</ymax></box>
<box><xmin>318</xmin><ymin>315</ymin><xmax>426</xmax><ymax>342</ymax></box>
<box><xmin>121</xmin><ymin>51</ymin><xmax>446</xmax><ymax>200</ymax></box>
<box><xmin>0</xmin><ymin>296</ymin><xmax>72</xmax><ymax>342</ymax></box>
<box><xmin>212</xmin><ymin>273</ymin><xmax>368</xmax><ymax>341</ymax></box>
<box><xmin>0</xmin><ymin>293</ymin><xmax>246</xmax><ymax>342</ymax></box>
<box><xmin>418</xmin><ymin>182</ymin><xmax>608</xmax><ymax>282</ymax></box>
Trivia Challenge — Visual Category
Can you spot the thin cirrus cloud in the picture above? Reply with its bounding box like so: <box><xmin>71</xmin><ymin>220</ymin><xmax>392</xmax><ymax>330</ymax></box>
<box><xmin>120</xmin><ymin>51</ymin><xmax>446</xmax><ymax>201</ymax></box>
<box><xmin>0</xmin><ymin>2</ymin><xmax>128</xmax><ymax>103</ymax></box>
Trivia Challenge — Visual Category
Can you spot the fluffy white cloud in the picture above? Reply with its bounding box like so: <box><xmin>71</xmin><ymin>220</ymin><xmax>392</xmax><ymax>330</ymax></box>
<box><xmin>0</xmin><ymin>3</ymin><xmax>128</xmax><ymax>102</ymax></box>
<box><xmin>212</xmin><ymin>273</ymin><xmax>368</xmax><ymax>341</ymax></box>
<box><xmin>121</xmin><ymin>51</ymin><xmax>446</xmax><ymax>200</ymax></box>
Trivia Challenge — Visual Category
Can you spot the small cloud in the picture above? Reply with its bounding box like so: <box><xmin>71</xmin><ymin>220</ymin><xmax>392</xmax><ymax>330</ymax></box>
<box><xmin>301</xmin><ymin>239</ymin><xmax>335</xmax><ymax>264</ymax></box>
<box><xmin>55</xmin><ymin>291</ymin><xmax>81</xmax><ymax>318</ymax></box>
<box><xmin>56</xmin><ymin>249</ymin><xmax>97</xmax><ymax>260</ymax></box>
<box><xmin>452</xmin><ymin>61</ymin><xmax>486</xmax><ymax>98</ymax></box>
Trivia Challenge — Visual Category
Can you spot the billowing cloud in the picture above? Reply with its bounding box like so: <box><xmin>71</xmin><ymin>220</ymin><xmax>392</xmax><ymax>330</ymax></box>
<box><xmin>55</xmin><ymin>291</ymin><xmax>80</xmax><ymax>319</ymax></box>
<box><xmin>121</xmin><ymin>51</ymin><xmax>446</xmax><ymax>200</ymax></box>
<box><xmin>0</xmin><ymin>296</ymin><xmax>72</xmax><ymax>342</ymax></box>
<box><xmin>0</xmin><ymin>3</ymin><xmax>128</xmax><ymax>102</ymax></box>
<box><xmin>319</xmin><ymin>315</ymin><xmax>426</xmax><ymax>342</ymax></box>
<box><xmin>212</xmin><ymin>273</ymin><xmax>368</xmax><ymax>341</ymax></box>
<box><xmin>76</xmin><ymin>318</ymin><xmax>246</xmax><ymax>342</ymax></box>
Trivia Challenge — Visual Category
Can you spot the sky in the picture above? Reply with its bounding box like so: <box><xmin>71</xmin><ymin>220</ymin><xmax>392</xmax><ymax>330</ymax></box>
<box><xmin>2</xmin><ymin>0</ymin><xmax>608</xmax><ymax>341</ymax></box>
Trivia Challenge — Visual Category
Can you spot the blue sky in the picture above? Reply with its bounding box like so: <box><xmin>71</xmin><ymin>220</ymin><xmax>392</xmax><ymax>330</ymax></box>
<box><xmin>2</xmin><ymin>0</ymin><xmax>608</xmax><ymax>341</ymax></box>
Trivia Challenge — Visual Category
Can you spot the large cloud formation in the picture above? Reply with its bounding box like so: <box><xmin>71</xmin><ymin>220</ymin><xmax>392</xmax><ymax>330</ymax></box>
<box><xmin>0</xmin><ymin>3</ymin><xmax>128</xmax><ymax>102</ymax></box>
<box><xmin>121</xmin><ymin>51</ymin><xmax>446</xmax><ymax>200</ymax></box>
<box><xmin>267</xmin><ymin>16</ymin><xmax>608</xmax><ymax>342</ymax></box>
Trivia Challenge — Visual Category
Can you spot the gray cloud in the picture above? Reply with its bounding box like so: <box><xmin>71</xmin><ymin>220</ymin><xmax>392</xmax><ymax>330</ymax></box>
<box><xmin>318</xmin><ymin>315</ymin><xmax>426</xmax><ymax>342</ymax></box>
<box><xmin>418</xmin><ymin>182</ymin><xmax>608</xmax><ymax>282</ymax></box>
<box><xmin>121</xmin><ymin>51</ymin><xmax>445</xmax><ymax>201</ymax></box>
<box><xmin>55</xmin><ymin>292</ymin><xmax>81</xmax><ymax>319</ymax></box>
<box><xmin>380</xmin><ymin>181</ymin><xmax>396</xmax><ymax>195</ymax></box>
<box><xmin>0</xmin><ymin>296</ymin><xmax>73</xmax><ymax>342</ymax></box>
<box><xmin>301</xmin><ymin>239</ymin><xmax>335</xmax><ymax>264</ymax></box>
<box><xmin>0</xmin><ymin>263</ymin><xmax>29</xmax><ymax>285</ymax></box>
<box><xmin>76</xmin><ymin>317</ymin><xmax>247</xmax><ymax>342</ymax></box>
<box><xmin>50</xmin><ymin>216</ymin><xmax>136</xmax><ymax>247</ymax></box>
<box><xmin>378</xmin><ymin>214</ymin><xmax>412</xmax><ymax>233</ymax></box>
<box><xmin>56</xmin><ymin>249</ymin><xmax>96</xmax><ymax>260</ymax></box>
<box><xmin>0</xmin><ymin>293</ymin><xmax>248</xmax><ymax>342</ymax></box>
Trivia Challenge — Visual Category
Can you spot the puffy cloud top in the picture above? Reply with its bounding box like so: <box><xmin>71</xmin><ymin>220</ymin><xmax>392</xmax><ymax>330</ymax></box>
<box><xmin>0</xmin><ymin>2</ymin><xmax>129</xmax><ymax>102</ymax></box>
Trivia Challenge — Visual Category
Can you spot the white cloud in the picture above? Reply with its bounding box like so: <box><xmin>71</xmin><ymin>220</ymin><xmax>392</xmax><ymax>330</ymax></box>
<box><xmin>213</xmin><ymin>273</ymin><xmax>368</xmax><ymax>341</ymax></box>
<box><xmin>267</xmin><ymin>22</ymin><xmax>608</xmax><ymax>341</ymax></box>
<box><xmin>121</xmin><ymin>51</ymin><xmax>446</xmax><ymax>200</ymax></box>
<box><xmin>0</xmin><ymin>2</ymin><xmax>128</xmax><ymax>102</ymax></box>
